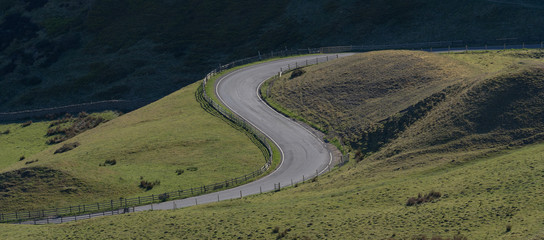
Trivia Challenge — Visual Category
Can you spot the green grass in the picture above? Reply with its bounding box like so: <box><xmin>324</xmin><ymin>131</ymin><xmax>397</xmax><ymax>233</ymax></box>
<box><xmin>0</xmin><ymin>82</ymin><xmax>264</xmax><ymax>212</ymax></box>
<box><xmin>0</xmin><ymin>122</ymin><xmax>50</xmax><ymax>170</ymax></box>
<box><xmin>3</xmin><ymin>142</ymin><xmax>544</xmax><ymax>239</ymax></box>
<box><xmin>3</xmin><ymin>50</ymin><xmax>544</xmax><ymax>239</ymax></box>
<box><xmin>0</xmin><ymin>111</ymin><xmax>118</xmax><ymax>170</ymax></box>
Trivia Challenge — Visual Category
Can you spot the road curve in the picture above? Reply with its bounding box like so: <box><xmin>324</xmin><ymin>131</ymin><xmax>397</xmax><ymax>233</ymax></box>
<box><xmin>23</xmin><ymin>54</ymin><xmax>352</xmax><ymax>224</ymax></box>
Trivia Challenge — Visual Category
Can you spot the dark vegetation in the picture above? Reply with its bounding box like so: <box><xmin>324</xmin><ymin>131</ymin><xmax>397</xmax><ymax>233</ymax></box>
<box><xmin>289</xmin><ymin>68</ymin><xmax>305</xmax><ymax>79</ymax></box>
<box><xmin>406</xmin><ymin>190</ymin><xmax>442</xmax><ymax>206</ymax></box>
<box><xmin>54</xmin><ymin>142</ymin><xmax>80</xmax><ymax>154</ymax></box>
<box><xmin>24</xmin><ymin>159</ymin><xmax>38</xmax><ymax>165</ymax></box>
<box><xmin>21</xmin><ymin>121</ymin><xmax>32</xmax><ymax>127</ymax></box>
<box><xmin>99</xmin><ymin>159</ymin><xmax>116</xmax><ymax>166</ymax></box>
<box><xmin>2</xmin><ymin>0</ymin><xmax>544</xmax><ymax>112</ymax></box>
<box><xmin>46</xmin><ymin>112</ymin><xmax>109</xmax><ymax>144</ymax></box>
<box><xmin>139</xmin><ymin>180</ymin><xmax>160</xmax><ymax>191</ymax></box>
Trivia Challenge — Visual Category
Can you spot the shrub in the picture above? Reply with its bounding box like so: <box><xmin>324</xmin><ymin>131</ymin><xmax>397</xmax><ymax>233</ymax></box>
<box><xmin>158</xmin><ymin>193</ymin><xmax>169</xmax><ymax>202</ymax></box>
<box><xmin>21</xmin><ymin>121</ymin><xmax>32</xmax><ymax>127</ymax></box>
<box><xmin>139</xmin><ymin>180</ymin><xmax>160</xmax><ymax>191</ymax></box>
<box><xmin>100</xmin><ymin>159</ymin><xmax>117</xmax><ymax>166</ymax></box>
<box><xmin>47</xmin><ymin>136</ymin><xmax>67</xmax><ymax>145</ymax></box>
<box><xmin>1</xmin><ymin>129</ymin><xmax>9</xmax><ymax>134</ymax></box>
<box><xmin>187</xmin><ymin>167</ymin><xmax>198</xmax><ymax>171</ymax></box>
<box><xmin>25</xmin><ymin>159</ymin><xmax>38</xmax><ymax>165</ymax></box>
<box><xmin>506</xmin><ymin>224</ymin><xmax>512</xmax><ymax>232</ymax></box>
<box><xmin>45</xmin><ymin>114</ymin><xmax>108</xmax><ymax>144</ymax></box>
<box><xmin>54</xmin><ymin>142</ymin><xmax>80</xmax><ymax>154</ymax></box>
<box><xmin>78</xmin><ymin>111</ymin><xmax>89</xmax><ymax>118</ymax></box>
<box><xmin>19</xmin><ymin>156</ymin><xmax>25</xmax><ymax>161</ymax></box>
<box><xmin>290</xmin><ymin>68</ymin><xmax>305</xmax><ymax>79</ymax></box>
<box><xmin>105</xmin><ymin>159</ymin><xmax>116</xmax><ymax>165</ymax></box>
<box><xmin>175</xmin><ymin>169</ymin><xmax>184</xmax><ymax>175</ymax></box>
<box><xmin>406</xmin><ymin>190</ymin><xmax>442</xmax><ymax>206</ymax></box>
<box><xmin>272</xmin><ymin>226</ymin><xmax>280</xmax><ymax>234</ymax></box>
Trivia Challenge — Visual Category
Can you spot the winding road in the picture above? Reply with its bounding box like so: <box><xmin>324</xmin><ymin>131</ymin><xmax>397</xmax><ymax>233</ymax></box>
<box><xmin>24</xmin><ymin>54</ymin><xmax>352</xmax><ymax>224</ymax></box>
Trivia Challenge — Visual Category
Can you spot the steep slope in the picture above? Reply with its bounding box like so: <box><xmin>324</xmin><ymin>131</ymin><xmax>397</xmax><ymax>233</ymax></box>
<box><xmin>3</xmin><ymin>50</ymin><xmax>544</xmax><ymax>239</ymax></box>
<box><xmin>2</xmin><ymin>0</ymin><xmax>544</xmax><ymax>112</ymax></box>
<box><xmin>266</xmin><ymin>50</ymin><xmax>544</xmax><ymax>168</ymax></box>
<box><xmin>371</xmin><ymin>65</ymin><xmax>544</xmax><ymax>169</ymax></box>
<box><xmin>266</xmin><ymin>50</ymin><xmax>479</xmax><ymax>151</ymax></box>
<box><xmin>0</xmin><ymin>82</ymin><xmax>264</xmax><ymax>212</ymax></box>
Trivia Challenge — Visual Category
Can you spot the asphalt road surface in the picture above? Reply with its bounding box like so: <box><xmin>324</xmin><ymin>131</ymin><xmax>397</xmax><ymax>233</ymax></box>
<box><xmin>23</xmin><ymin>53</ymin><xmax>353</xmax><ymax>224</ymax></box>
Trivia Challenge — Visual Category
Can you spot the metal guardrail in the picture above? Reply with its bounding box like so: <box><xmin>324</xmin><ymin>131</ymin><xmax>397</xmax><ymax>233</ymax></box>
<box><xmin>3</xmin><ymin>39</ymin><xmax>541</xmax><ymax>224</ymax></box>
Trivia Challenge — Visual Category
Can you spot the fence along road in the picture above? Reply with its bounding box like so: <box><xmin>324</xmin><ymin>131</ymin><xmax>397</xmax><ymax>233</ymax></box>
<box><xmin>18</xmin><ymin>54</ymin><xmax>352</xmax><ymax>224</ymax></box>
<box><xmin>16</xmin><ymin>41</ymin><xmax>542</xmax><ymax>224</ymax></box>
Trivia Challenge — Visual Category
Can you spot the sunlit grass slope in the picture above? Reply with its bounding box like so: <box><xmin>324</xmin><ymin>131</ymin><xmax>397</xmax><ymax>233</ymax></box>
<box><xmin>3</xmin><ymin>50</ymin><xmax>544</xmax><ymax>239</ymax></box>
<box><xmin>0</xmin><ymin>111</ymin><xmax>119</xmax><ymax>170</ymax></box>
<box><xmin>2</xmin><ymin>142</ymin><xmax>544</xmax><ymax>239</ymax></box>
<box><xmin>0</xmin><ymin>82</ymin><xmax>263</xmax><ymax>212</ymax></box>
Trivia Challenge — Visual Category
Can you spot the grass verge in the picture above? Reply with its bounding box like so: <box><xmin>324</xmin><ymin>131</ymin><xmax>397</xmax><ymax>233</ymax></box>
<box><xmin>0</xmin><ymin>82</ymin><xmax>264</xmax><ymax>212</ymax></box>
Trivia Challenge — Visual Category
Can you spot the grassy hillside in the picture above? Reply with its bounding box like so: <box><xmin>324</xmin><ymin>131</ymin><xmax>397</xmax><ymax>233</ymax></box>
<box><xmin>0</xmin><ymin>111</ymin><xmax>119</xmax><ymax>169</ymax></box>
<box><xmin>265</xmin><ymin>50</ymin><xmax>544</xmax><ymax>165</ymax></box>
<box><xmin>2</xmin><ymin>0</ymin><xmax>544</xmax><ymax>112</ymax></box>
<box><xmin>2</xmin><ymin>50</ymin><xmax>544</xmax><ymax>239</ymax></box>
<box><xmin>0</xmin><ymin>82</ymin><xmax>265</xmax><ymax>212</ymax></box>
<box><xmin>2</xmin><ymin>136</ymin><xmax>544</xmax><ymax>239</ymax></box>
<box><xmin>264</xmin><ymin>51</ymin><xmax>479</xmax><ymax>146</ymax></box>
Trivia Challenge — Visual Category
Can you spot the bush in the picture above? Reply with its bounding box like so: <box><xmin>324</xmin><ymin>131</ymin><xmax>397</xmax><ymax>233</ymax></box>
<box><xmin>406</xmin><ymin>190</ymin><xmax>442</xmax><ymax>206</ymax></box>
<box><xmin>1</xmin><ymin>129</ymin><xmax>9</xmax><ymax>134</ymax></box>
<box><xmin>272</xmin><ymin>226</ymin><xmax>280</xmax><ymax>233</ymax></box>
<box><xmin>21</xmin><ymin>121</ymin><xmax>32</xmax><ymax>127</ymax></box>
<box><xmin>290</xmin><ymin>68</ymin><xmax>305</xmax><ymax>79</ymax></box>
<box><xmin>158</xmin><ymin>193</ymin><xmax>169</xmax><ymax>202</ymax></box>
<box><xmin>54</xmin><ymin>142</ymin><xmax>80</xmax><ymax>154</ymax></box>
<box><xmin>78</xmin><ymin>111</ymin><xmax>89</xmax><ymax>118</ymax></box>
<box><xmin>19</xmin><ymin>156</ymin><xmax>25</xmax><ymax>161</ymax></box>
<box><xmin>105</xmin><ymin>159</ymin><xmax>116</xmax><ymax>165</ymax></box>
<box><xmin>175</xmin><ymin>169</ymin><xmax>184</xmax><ymax>175</ymax></box>
<box><xmin>47</xmin><ymin>136</ymin><xmax>67</xmax><ymax>145</ymax></box>
<box><xmin>139</xmin><ymin>180</ymin><xmax>160</xmax><ymax>191</ymax></box>
<box><xmin>100</xmin><ymin>159</ymin><xmax>117</xmax><ymax>166</ymax></box>
<box><xmin>46</xmin><ymin>114</ymin><xmax>108</xmax><ymax>144</ymax></box>
<box><xmin>25</xmin><ymin>159</ymin><xmax>38</xmax><ymax>165</ymax></box>
<box><xmin>506</xmin><ymin>224</ymin><xmax>512</xmax><ymax>232</ymax></box>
